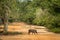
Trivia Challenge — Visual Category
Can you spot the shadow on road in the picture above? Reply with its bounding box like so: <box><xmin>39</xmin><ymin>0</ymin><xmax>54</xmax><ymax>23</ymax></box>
<box><xmin>0</xmin><ymin>31</ymin><xmax>23</xmax><ymax>36</ymax></box>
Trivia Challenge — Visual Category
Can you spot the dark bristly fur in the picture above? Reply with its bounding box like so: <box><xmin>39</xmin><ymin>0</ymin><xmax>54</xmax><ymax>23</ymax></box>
<box><xmin>28</xmin><ymin>29</ymin><xmax>37</xmax><ymax>34</ymax></box>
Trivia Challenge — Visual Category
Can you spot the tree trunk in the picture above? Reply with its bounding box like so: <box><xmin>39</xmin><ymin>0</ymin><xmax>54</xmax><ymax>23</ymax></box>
<box><xmin>3</xmin><ymin>11</ymin><xmax>8</xmax><ymax>33</ymax></box>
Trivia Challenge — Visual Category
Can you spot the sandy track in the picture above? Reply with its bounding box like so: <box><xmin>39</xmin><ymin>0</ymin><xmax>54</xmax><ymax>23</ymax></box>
<box><xmin>0</xmin><ymin>22</ymin><xmax>60</xmax><ymax>40</ymax></box>
<box><xmin>0</xmin><ymin>34</ymin><xmax>60</xmax><ymax>40</ymax></box>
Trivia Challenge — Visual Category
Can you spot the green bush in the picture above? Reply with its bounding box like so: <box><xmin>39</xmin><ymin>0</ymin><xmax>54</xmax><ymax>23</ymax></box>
<box><xmin>50</xmin><ymin>28</ymin><xmax>60</xmax><ymax>33</ymax></box>
<box><xmin>8</xmin><ymin>19</ymin><xmax>14</xmax><ymax>23</ymax></box>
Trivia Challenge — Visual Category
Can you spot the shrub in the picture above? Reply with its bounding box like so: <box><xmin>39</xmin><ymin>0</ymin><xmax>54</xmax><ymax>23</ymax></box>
<box><xmin>50</xmin><ymin>28</ymin><xmax>60</xmax><ymax>33</ymax></box>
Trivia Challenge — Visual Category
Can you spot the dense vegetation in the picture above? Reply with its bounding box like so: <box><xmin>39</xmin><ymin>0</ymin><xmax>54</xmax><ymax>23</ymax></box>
<box><xmin>0</xmin><ymin>0</ymin><xmax>60</xmax><ymax>33</ymax></box>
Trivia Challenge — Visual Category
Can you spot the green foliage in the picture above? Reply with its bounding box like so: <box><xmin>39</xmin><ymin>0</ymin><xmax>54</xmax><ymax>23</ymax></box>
<box><xmin>50</xmin><ymin>28</ymin><xmax>60</xmax><ymax>33</ymax></box>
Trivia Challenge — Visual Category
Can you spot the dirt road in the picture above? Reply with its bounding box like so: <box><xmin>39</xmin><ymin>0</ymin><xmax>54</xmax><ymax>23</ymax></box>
<box><xmin>0</xmin><ymin>22</ymin><xmax>60</xmax><ymax>40</ymax></box>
